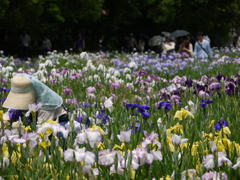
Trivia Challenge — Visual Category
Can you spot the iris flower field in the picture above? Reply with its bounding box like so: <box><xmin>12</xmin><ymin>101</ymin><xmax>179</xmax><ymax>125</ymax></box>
<box><xmin>1</xmin><ymin>48</ymin><xmax>240</xmax><ymax>179</ymax></box>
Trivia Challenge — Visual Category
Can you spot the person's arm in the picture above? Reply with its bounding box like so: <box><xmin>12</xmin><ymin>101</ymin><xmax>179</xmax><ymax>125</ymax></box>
<box><xmin>37</xmin><ymin>109</ymin><xmax>55</xmax><ymax>126</ymax></box>
<box><xmin>183</xmin><ymin>43</ymin><xmax>193</xmax><ymax>54</ymax></box>
<box><xmin>237</xmin><ymin>37</ymin><xmax>240</xmax><ymax>47</ymax></box>
<box><xmin>28</xmin><ymin>36</ymin><xmax>31</xmax><ymax>49</ymax></box>
<box><xmin>178</xmin><ymin>44</ymin><xmax>182</xmax><ymax>53</ymax></box>
<box><xmin>194</xmin><ymin>42</ymin><xmax>198</xmax><ymax>55</ymax></box>
<box><xmin>134</xmin><ymin>39</ymin><xmax>138</xmax><ymax>48</ymax></box>
<box><xmin>49</xmin><ymin>40</ymin><xmax>52</xmax><ymax>51</ymax></box>
<box><xmin>83</xmin><ymin>40</ymin><xmax>85</xmax><ymax>49</ymax></box>
<box><xmin>73</xmin><ymin>41</ymin><xmax>76</xmax><ymax>49</ymax></box>
<box><xmin>189</xmin><ymin>43</ymin><xmax>193</xmax><ymax>53</ymax></box>
<box><xmin>206</xmin><ymin>42</ymin><xmax>212</xmax><ymax>58</ymax></box>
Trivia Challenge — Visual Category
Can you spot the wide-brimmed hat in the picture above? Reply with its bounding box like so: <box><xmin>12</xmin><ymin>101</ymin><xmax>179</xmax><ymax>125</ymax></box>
<box><xmin>3</xmin><ymin>75</ymin><xmax>36</xmax><ymax>110</ymax></box>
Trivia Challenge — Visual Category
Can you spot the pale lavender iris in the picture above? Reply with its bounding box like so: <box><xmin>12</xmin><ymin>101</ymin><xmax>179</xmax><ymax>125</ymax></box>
<box><xmin>86</xmin><ymin>86</ymin><xmax>97</xmax><ymax>93</ymax></box>
<box><xmin>110</xmin><ymin>83</ymin><xmax>120</xmax><ymax>90</ymax></box>
<box><xmin>209</xmin><ymin>82</ymin><xmax>221</xmax><ymax>90</ymax></box>
<box><xmin>201</xmin><ymin>171</ymin><xmax>228</xmax><ymax>180</ymax></box>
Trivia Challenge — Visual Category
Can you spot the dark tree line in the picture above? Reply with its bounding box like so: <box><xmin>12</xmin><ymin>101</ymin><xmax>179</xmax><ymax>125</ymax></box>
<box><xmin>0</xmin><ymin>0</ymin><xmax>240</xmax><ymax>56</ymax></box>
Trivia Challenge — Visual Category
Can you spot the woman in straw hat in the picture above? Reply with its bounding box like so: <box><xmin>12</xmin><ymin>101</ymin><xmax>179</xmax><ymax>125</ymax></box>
<box><xmin>3</xmin><ymin>73</ymin><xmax>69</xmax><ymax>127</ymax></box>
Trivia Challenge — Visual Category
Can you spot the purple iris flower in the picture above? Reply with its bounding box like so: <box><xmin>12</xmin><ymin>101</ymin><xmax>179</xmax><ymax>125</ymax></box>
<box><xmin>9</xmin><ymin>109</ymin><xmax>24</xmax><ymax>121</ymax></box>
<box><xmin>209</xmin><ymin>82</ymin><xmax>221</xmax><ymax>90</ymax></box>
<box><xmin>129</xmin><ymin>122</ymin><xmax>142</xmax><ymax>134</ymax></box>
<box><xmin>126</xmin><ymin>103</ymin><xmax>151</xmax><ymax>119</ymax></box>
<box><xmin>0</xmin><ymin>87</ymin><xmax>10</xmax><ymax>93</ymax></box>
<box><xmin>197</xmin><ymin>84</ymin><xmax>206</xmax><ymax>92</ymax></box>
<box><xmin>168</xmin><ymin>55</ymin><xmax>175</xmax><ymax>60</ymax></box>
<box><xmin>63</xmin><ymin>88</ymin><xmax>73</xmax><ymax>95</ymax></box>
<box><xmin>0</xmin><ymin>78</ymin><xmax>7</xmax><ymax>83</ymax></box>
<box><xmin>220</xmin><ymin>119</ymin><xmax>228</xmax><ymax>127</ymax></box>
<box><xmin>185</xmin><ymin>78</ymin><xmax>193</xmax><ymax>87</ymax></box>
<box><xmin>126</xmin><ymin>103</ymin><xmax>139</xmax><ymax>109</ymax></box>
<box><xmin>86</xmin><ymin>117</ymin><xmax>90</xmax><ymax>126</ymax></box>
<box><xmin>157</xmin><ymin>101</ymin><xmax>172</xmax><ymax>111</ymax></box>
<box><xmin>141</xmin><ymin>112</ymin><xmax>151</xmax><ymax>119</ymax></box>
<box><xmin>160</xmin><ymin>93</ymin><xmax>170</xmax><ymax>100</ymax></box>
<box><xmin>86</xmin><ymin>86</ymin><xmax>96</xmax><ymax>93</ymax></box>
<box><xmin>47</xmin><ymin>73</ymin><xmax>53</xmax><ymax>77</ymax></box>
<box><xmin>1</xmin><ymin>61</ymin><xmax>6</xmax><ymax>65</ymax></box>
<box><xmin>76</xmin><ymin>115</ymin><xmax>91</xmax><ymax>126</ymax></box>
<box><xmin>226</xmin><ymin>82</ymin><xmax>236</xmax><ymax>95</ymax></box>
<box><xmin>214</xmin><ymin>119</ymin><xmax>228</xmax><ymax>131</ymax></box>
<box><xmin>96</xmin><ymin>109</ymin><xmax>110</xmax><ymax>124</ymax></box>
<box><xmin>216</xmin><ymin>74</ymin><xmax>226</xmax><ymax>82</ymax></box>
<box><xmin>199</xmin><ymin>99</ymin><xmax>213</xmax><ymax>108</ymax></box>
<box><xmin>136</xmin><ymin>104</ymin><xmax>150</xmax><ymax>113</ymax></box>
<box><xmin>214</xmin><ymin>122</ymin><xmax>221</xmax><ymax>131</ymax></box>
<box><xmin>76</xmin><ymin>116</ymin><xmax>84</xmax><ymax>123</ymax></box>
<box><xmin>136</xmin><ymin>107</ymin><xmax>145</xmax><ymax>113</ymax></box>
<box><xmin>160</xmin><ymin>54</ymin><xmax>167</xmax><ymax>60</ymax></box>
<box><xmin>0</xmin><ymin>97</ymin><xmax>6</xmax><ymax>104</ymax></box>
<box><xmin>199</xmin><ymin>102</ymin><xmax>207</xmax><ymax>108</ymax></box>
<box><xmin>137</xmin><ymin>70</ymin><xmax>148</xmax><ymax>76</ymax></box>
<box><xmin>110</xmin><ymin>83</ymin><xmax>120</xmax><ymax>90</ymax></box>
<box><xmin>50</xmin><ymin>79</ymin><xmax>57</xmax><ymax>84</ymax></box>
<box><xmin>82</xmin><ymin>102</ymin><xmax>91</xmax><ymax>108</ymax></box>
<box><xmin>203</xmin><ymin>99</ymin><xmax>213</xmax><ymax>104</ymax></box>
<box><xmin>94</xmin><ymin>83</ymin><xmax>103</xmax><ymax>87</ymax></box>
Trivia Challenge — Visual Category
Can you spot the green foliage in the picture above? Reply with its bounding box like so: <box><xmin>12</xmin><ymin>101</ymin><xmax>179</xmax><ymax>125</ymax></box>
<box><xmin>0</xmin><ymin>0</ymin><xmax>9</xmax><ymax>19</ymax></box>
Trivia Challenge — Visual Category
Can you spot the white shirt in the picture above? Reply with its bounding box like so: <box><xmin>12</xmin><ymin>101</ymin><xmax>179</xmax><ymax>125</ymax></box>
<box><xmin>37</xmin><ymin>105</ymin><xmax>66</xmax><ymax>125</ymax></box>
<box><xmin>42</xmin><ymin>39</ymin><xmax>52</xmax><ymax>50</ymax></box>
<box><xmin>19</xmin><ymin>34</ymin><xmax>31</xmax><ymax>47</ymax></box>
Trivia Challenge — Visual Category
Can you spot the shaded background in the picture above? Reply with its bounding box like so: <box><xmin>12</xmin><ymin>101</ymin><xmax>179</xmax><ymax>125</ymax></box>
<box><xmin>0</xmin><ymin>0</ymin><xmax>240</xmax><ymax>57</ymax></box>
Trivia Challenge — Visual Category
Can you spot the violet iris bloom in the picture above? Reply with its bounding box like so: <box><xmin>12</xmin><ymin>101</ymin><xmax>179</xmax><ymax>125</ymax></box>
<box><xmin>126</xmin><ymin>103</ymin><xmax>151</xmax><ymax>119</ymax></box>
<box><xmin>141</xmin><ymin>112</ymin><xmax>151</xmax><ymax>119</ymax></box>
<box><xmin>226</xmin><ymin>82</ymin><xmax>236</xmax><ymax>95</ymax></box>
<box><xmin>160</xmin><ymin>93</ymin><xmax>170</xmax><ymax>100</ymax></box>
<box><xmin>137</xmin><ymin>70</ymin><xmax>148</xmax><ymax>76</ymax></box>
<box><xmin>8</xmin><ymin>109</ymin><xmax>24</xmax><ymax>121</ymax></box>
<box><xmin>0</xmin><ymin>97</ymin><xmax>6</xmax><ymax>104</ymax></box>
<box><xmin>185</xmin><ymin>78</ymin><xmax>193</xmax><ymax>87</ymax></box>
<box><xmin>110</xmin><ymin>83</ymin><xmax>120</xmax><ymax>90</ymax></box>
<box><xmin>63</xmin><ymin>88</ymin><xmax>73</xmax><ymax>95</ymax></box>
<box><xmin>76</xmin><ymin>116</ymin><xmax>84</xmax><ymax>123</ymax></box>
<box><xmin>86</xmin><ymin>86</ymin><xmax>97</xmax><ymax>93</ymax></box>
<box><xmin>76</xmin><ymin>116</ymin><xmax>90</xmax><ymax>126</ymax></box>
<box><xmin>0</xmin><ymin>87</ymin><xmax>10</xmax><ymax>93</ymax></box>
<box><xmin>83</xmin><ymin>102</ymin><xmax>91</xmax><ymax>108</ymax></box>
<box><xmin>209</xmin><ymin>82</ymin><xmax>220</xmax><ymax>90</ymax></box>
<box><xmin>214</xmin><ymin>119</ymin><xmax>228</xmax><ymax>131</ymax></box>
<box><xmin>157</xmin><ymin>101</ymin><xmax>172</xmax><ymax>111</ymax></box>
<box><xmin>126</xmin><ymin>103</ymin><xmax>139</xmax><ymax>109</ymax></box>
<box><xmin>96</xmin><ymin>109</ymin><xmax>110</xmax><ymax>124</ymax></box>
<box><xmin>136</xmin><ymin>104</ymin><xmax>150</xmax><ymax>113</ymax></box>
<box><xmin>199</xmin><ymin>102</ymin><xmax>207</xmax><ymax>108</ymax></box>
<box><xmin>199</xmin><ymin>99</ymin><xmax>213</xmax><ymax>108</ymax></box>
<box><xmin>216</xmin><ymin>74</ymin><xmax>226</xmax><ymax>82</ymax></box>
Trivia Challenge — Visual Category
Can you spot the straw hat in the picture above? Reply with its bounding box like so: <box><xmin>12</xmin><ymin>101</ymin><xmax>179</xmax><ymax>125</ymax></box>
<box><xmin>3</xmin><ymin>75</ymin><xmax>36</xmax><ymax>110</ymax></box>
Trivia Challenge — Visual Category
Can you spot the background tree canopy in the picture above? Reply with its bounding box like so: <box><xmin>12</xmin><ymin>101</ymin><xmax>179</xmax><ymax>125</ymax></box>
<box><xmin>0</xmin><ymin>0</ymin><xmax>240</xmax><ymax>56</ymax></box>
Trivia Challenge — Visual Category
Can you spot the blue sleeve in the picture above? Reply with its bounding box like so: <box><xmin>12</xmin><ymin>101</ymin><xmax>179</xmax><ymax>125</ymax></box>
<box><xmin>206</xmin><ymin>42</ymin><xmax>212</xmax><ymax>58</ymax></box>
<box><xmin>194</xmin><ymin>42</ymin><xmax>198</xmax><ymax>54</ymax></box>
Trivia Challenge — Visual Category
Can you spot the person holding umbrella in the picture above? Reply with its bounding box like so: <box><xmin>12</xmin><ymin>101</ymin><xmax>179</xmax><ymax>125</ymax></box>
<box><xmin>194</xmin><ymin>32</ymin><xmax>212</xmax><ymax>59</ymax></box>
<box><xmin>162</xmin><ymin>33</ymin><xmax>175</xmax><ymax>55</ymax></box>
